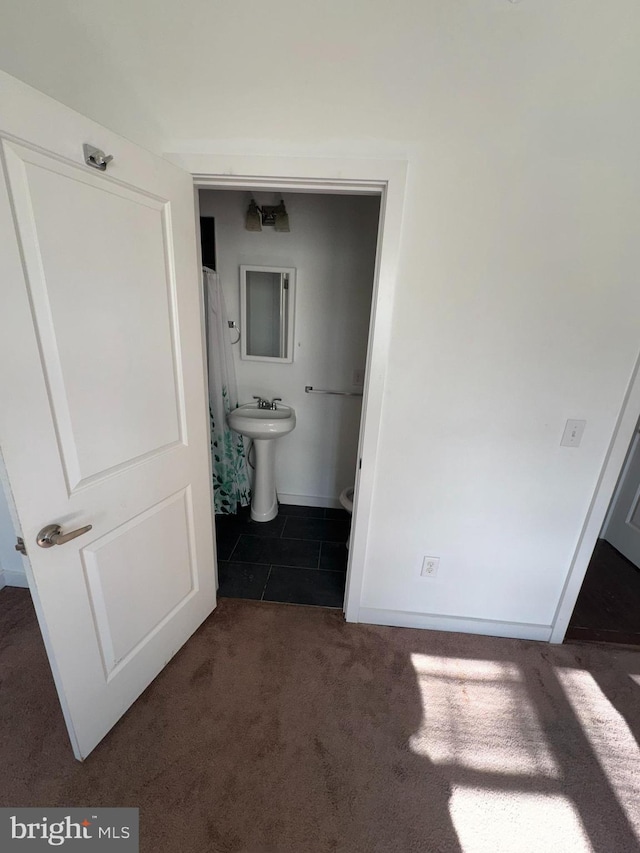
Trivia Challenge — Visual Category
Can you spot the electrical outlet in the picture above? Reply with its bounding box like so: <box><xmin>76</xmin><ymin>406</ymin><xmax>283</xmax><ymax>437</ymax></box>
<box><xmin>353</xmin><ymin>369</ymin><xmax>365</xmax><ymax>387</ymax></box>
<box><xmin>560</xmin><ymin>419</ymin><xmax>586</xmax><ymax>448</ymax></box>
<box><xmin>421</xmin><ymin>556</ymin><xmax>439</xmax><ymax>577</ymax></box>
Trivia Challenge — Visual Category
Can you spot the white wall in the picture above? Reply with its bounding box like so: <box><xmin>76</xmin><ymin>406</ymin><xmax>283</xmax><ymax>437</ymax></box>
<box><xmin>199</xmin><ymin>190</ymin><xmax>379</xmax><ymax>506</ymax></box>
<box><xmin>0</xmin><ymin>476</ymin><xmax>27</xmax><ymax>589</ymax></box>
<box><xmin>1</xmin><ymin>1</ymin><xmax>640</xmax><ymax>635</ymax></box>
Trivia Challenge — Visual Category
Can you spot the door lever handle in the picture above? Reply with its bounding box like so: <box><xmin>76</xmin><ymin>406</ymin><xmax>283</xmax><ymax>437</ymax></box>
<box><xmin>37</xmin><ymin>523</ymin><xmax>93</xmax><ymax>549</ymax></box>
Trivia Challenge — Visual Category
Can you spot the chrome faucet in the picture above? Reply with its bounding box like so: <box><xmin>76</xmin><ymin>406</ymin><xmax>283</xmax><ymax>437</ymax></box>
<box><xmin>253</xmin><ymin>396</ymin><xmax>282</xmax><ymax>410</ymax></box>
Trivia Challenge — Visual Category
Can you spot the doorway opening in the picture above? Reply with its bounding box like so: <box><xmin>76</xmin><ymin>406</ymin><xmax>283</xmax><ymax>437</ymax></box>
<box><xmin>197</xmin><ymin>187</ymin><xmax>381</xmax><ymax>610</ymax></box>
<box><xmin>565</xmin><ymin>418</ymin><xmax>640</xmax><ymax>646</ymax></box>
<box><xmin>0</xmin><ymin>468</ymin><xmax>29</xmax><ymax>593</ymax></box>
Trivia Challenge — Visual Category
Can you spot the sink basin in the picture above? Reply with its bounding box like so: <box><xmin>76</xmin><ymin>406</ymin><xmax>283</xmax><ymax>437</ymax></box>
<box><xmin>227</xmin><ymin>402</ymin><xmax>296</xmax><ymax>440</ymax></box>
<box><xmin>227</xmin><ymin>402</ymin><xmax>296</xmax><ymax>522</ymax></box>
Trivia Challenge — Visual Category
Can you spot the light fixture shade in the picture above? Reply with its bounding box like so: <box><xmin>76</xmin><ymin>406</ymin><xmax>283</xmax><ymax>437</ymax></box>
<box><xmin>274</xmin><ymin>200</ymin><xmax>290</xmax><ymax>232</ymax></box>
<box><xmin>245</xmin><ymin>199</ymin><xmax>262</xmax><ymax>232</ymax></box>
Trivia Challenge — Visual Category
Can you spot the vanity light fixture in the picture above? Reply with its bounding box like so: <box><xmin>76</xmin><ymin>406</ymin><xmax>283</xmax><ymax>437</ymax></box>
<box><xmin>273</xmin><ymin>200</ymin><xmax>290</xmax><ymax>232</ymax></box>
<box><xmin>245</xmin><ymin>198</ymin><xmax>290</xmax><ymax>232</ymax></box>
<box><xmin>245</xmin><ymin>199</ymin><xmax>263</xmax><ymax>232</ymax></box>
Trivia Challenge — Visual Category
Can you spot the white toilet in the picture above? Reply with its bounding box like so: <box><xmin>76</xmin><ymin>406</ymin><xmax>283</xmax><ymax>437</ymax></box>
<box><xmin>339</xmin><ymin>486</ymin><xmax>354</xmax><ymax>547</ymax></box>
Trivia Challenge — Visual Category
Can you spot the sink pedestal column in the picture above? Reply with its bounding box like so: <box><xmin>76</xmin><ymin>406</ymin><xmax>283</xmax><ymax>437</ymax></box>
<box><xmin>227</xmin><ymin>402</ymin><xmax>295</xmax><ymax>522</ymax></box>
<box><xmin>251</xmin><ymin>439</ymin><xmax>278</xmax><ymax>522</ymax></box>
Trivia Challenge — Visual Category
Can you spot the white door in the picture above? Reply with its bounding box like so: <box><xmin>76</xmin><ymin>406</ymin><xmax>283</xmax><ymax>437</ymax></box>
<box><xmin>603</xmin><ymin>429</ymin><xmax>640</xmax><ymax>568</ymax></box>
<box><xmin>0</xmin><ymin>85</ymin><xmax>216</xmax><ymax>759</ymax></box>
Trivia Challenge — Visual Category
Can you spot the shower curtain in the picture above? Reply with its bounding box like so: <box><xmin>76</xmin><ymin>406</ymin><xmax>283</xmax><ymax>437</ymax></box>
<box><xmin>204</xmin><ymin>267</ymin><xmax>251</xmax><ymax>514</ymax></box>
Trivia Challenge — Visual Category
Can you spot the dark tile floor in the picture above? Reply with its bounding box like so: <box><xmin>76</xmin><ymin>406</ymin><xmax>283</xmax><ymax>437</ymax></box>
<box><xmin>215</xmin><ymin>504</ymin><xmax>350</xmax><ymax>608</ymax></box>
<box><xmin>566</xmin><ymin>538</ymin><xmax>640</xmax><ymax>646</ymax></box>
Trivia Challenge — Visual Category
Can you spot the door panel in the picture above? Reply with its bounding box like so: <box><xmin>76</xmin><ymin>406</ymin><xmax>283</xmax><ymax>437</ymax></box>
<box><xmin>4</xmin><ymin>144</ymin><xmax>183</xmax><ymax>490</ymax></box>
<box><xmin>82</xmin><ymin>487</ymin><xmax>197</xmax><ymax>678</ymax></box>
<box><xmin>604</xmin><ymin>430</ymin><xmax>640</xmax><ymax>568</ymax></box>
<box><xmin>629</xmin><ymin>491</ymin><xmax>640</xmax><ymax>529</ymax></box>
<box><xmin>0</xmin><ymin>112</ymin><xmax>215</xmax><ymax>759</ymax></box>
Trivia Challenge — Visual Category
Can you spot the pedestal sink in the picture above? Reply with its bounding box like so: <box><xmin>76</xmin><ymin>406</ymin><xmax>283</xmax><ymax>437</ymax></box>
<box><xmin>227</xmin><ymin>402</ymin><xmax>296</xmax><ymax>522</ymax></box>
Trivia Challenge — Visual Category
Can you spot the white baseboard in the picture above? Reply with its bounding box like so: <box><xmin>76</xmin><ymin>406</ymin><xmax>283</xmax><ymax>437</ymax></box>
<box><xmin>1</xmin><ymin>569</ymin><xmax>29</xmax><ymax>589</ymax></box>
<box><xmin>356</xmin><ymin>607</ymin><xmax>553</xmax><ymax>642</ymax></box>
<box><xmin>277</xmin><ymin>493</ymin><xmax>342</xmax><ymax>510</ymax></box>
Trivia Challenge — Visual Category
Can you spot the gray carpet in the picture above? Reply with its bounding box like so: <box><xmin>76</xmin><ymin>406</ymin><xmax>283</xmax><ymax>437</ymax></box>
<box><xmin>1</xmin><ymin>586</ymin><xmax>639</xmax><ymax>852</ymax></box>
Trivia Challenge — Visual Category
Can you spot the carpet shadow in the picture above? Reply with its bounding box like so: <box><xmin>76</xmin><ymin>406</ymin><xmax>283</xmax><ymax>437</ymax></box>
<box><xmin>589</xmin><ymin>662</ymin><xmax>640</xmax><ymax>750</ymax></box>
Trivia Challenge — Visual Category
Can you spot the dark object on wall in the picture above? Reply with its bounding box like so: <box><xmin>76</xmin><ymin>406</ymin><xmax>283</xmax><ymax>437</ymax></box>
<box><xmin>200</xmin><ymin>217</ymin><xmax>217</xmax><ymax>269</ymax></box>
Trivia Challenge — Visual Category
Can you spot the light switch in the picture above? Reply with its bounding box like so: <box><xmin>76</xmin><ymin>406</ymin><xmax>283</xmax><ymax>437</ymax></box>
<box><xmin>561</xmin><ymin>419</ymin><xmax>586</xmax><ymax>448</ymax></box>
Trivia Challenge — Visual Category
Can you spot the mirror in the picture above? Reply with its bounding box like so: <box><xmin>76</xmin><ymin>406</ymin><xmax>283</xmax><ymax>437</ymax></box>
<box><xmin>240</xmin><ymin>265</ymin><xmax>296</xmax><ymax>363</ymax></box>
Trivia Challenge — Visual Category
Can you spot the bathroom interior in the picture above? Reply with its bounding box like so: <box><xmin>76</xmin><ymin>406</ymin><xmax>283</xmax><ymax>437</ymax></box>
<box><xmin>199</xmin><ymin>188</ymin><xmax>380</xmax><ymax>608</ymax></box>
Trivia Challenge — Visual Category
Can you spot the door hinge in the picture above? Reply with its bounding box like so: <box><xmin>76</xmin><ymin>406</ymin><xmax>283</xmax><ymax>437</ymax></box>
<box><xmin>15</xmin><ymin>536</ymin><xmax>26</xmax><ymax>556</ymax></box>
<box><xmin>359</xmin><ymin>458</ymin><xmax>362</xmax><ymax>470</ymax></box>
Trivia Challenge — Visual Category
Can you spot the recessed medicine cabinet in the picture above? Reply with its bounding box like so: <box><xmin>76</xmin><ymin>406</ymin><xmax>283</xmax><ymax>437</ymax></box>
<box><xmin>240</xmin><ymin>265</ymin><xmax>296</xmax><ymax>363</ymax></box>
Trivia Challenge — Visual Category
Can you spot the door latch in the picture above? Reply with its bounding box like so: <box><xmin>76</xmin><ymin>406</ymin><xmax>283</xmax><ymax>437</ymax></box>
<box><xmin>15</xmin><ymin>537</ymin><xmax>26</xmax><ymax>556</ymax></box>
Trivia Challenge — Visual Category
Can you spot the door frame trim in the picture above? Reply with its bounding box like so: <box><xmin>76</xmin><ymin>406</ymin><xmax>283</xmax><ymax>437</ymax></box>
<box><xmin>550</xmin><ymin>349</ymin><xmax>640</xmax><ymax>642</ymax></box>
<box><xmin>174</xmin><ymin>153</ymin><xmax>408</xmax><ymax>622</ymax></box>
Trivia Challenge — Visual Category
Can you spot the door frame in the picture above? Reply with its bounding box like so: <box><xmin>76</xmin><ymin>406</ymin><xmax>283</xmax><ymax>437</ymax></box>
<box><xmin>550</xmin><ymin>348</ymin><xmax>640</xmax><ymax>642</ymax></box>
<box><xmin>172</xmin><ymin>153</ymin><xmax>408</xmax><ymax>622</ymax></box>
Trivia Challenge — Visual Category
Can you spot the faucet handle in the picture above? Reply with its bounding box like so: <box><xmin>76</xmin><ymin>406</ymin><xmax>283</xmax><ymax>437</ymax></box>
<box><xmin>271</xmin><ymin>397</ymin><xmax>282</xmax><ymax>410</ymax></box>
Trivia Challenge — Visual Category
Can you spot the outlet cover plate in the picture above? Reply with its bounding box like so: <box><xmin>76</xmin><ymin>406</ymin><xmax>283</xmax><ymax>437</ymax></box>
<box><xmin>421</xmin><ymin>556</ymin><xmax>439</xmax><ymax>577</ymax></box>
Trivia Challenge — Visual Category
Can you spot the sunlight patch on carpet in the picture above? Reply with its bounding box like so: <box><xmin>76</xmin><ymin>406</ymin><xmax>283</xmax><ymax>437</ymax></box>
<box><xmin>449</xmin><ymin>787</ymin><xmax>593</xmax><ymax>853</ymax></box>
<box><xmin>556</xmin><ymin>666</ymin><xmax>640</xmax><ymax>842</ymax></box>
<box><xmin>409</xmin><ymin>654</ymin><xmax>559</xmax><ymax>778</ymax></box>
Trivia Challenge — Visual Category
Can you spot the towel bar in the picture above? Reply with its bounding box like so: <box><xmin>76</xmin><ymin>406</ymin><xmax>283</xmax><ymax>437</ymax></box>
<box><xmin>304</xmin><ymin>385</ymin><xmax>363</xmax><ymax>397</ymax></box>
